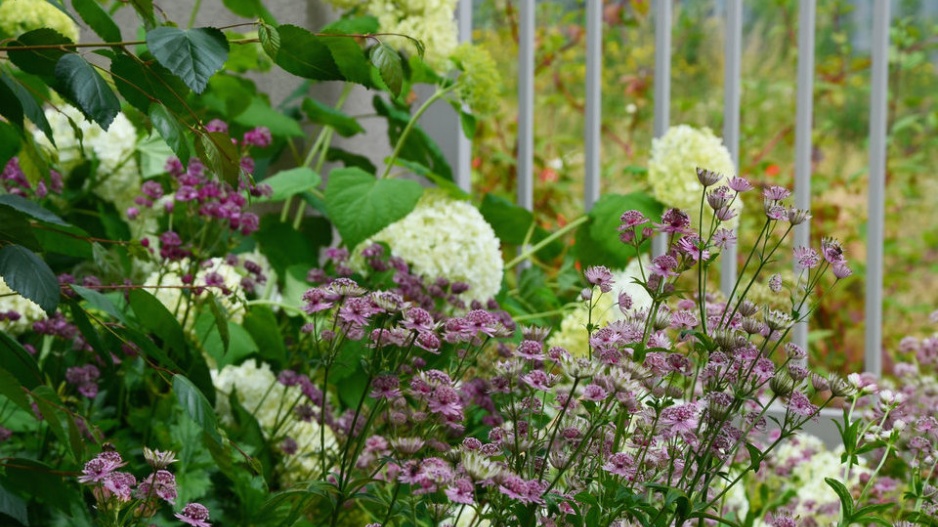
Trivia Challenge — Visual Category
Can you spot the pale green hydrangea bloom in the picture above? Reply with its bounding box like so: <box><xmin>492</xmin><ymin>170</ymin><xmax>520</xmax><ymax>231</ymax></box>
<box><xmin>0</xmin><ymin>0</ymin><xmax>80</xmax><ymax>42</ymax></box>
<box><xmin>0</xmin><ymin>276</ymin><xmax>46</xmax><ymax>334</ymax></box>
<box><xmin>33</xmin><ymin>105</ymin><xmax>141</xmax><ymax>220</ymax></box>
<box><xmin>212</xmin><ymin>359</ymin><xmax>337</xmax><ymax>483</ymax></box>
<box><xmin>547</xmin><ymin>257</ymin><xmax>652</xmax><ymax>359</ymax></box>
<box><xmin>143</xmin><ymin>258</ymin><xmax>249</xmax><ymax>327</ymax></box>
<box><xmin>355</xmin><ymin>190</ymin><xmax>503</xmax><ymax>304</ymax></box>
<box><xmin>451</xmin><ymin>43</ymin><xmax>502</xmax><ymax>116</ymax></box>
<box><xmin>648</xmin><ymin>125</ymin><xmax>740</xmax><ymax>228</ymax></box>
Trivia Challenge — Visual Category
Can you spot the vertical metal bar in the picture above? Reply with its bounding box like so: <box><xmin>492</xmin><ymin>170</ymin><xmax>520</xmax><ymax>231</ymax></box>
<box><xmin>652</xmin><ymin>0</ymin><xmax>671</xmax><ymax>257</ymax></box>
<box><xmin>517</xmin><ymin>0</ymin><xmax>535</xmax><ymax>212</ymax></box>
<box><xmin>455</xmin><ymin>0</ymin><xmax>473</xmax><ymax>193</ymax></box>
<box><xmin>865</xmin><ymin>0</ymin><xmax>889</xmax><ymax>377</ymax></box>
<box><xmin>792</xmin><ymin>0</ymin><xmax>816</xmax><ymax>351</ymax></box>
<box><xmin>584</xmin><ymin>0</ymin><xmax>602</xmax><ymax>211</ymax></box>
<box><xmin>721</xmin><ymin>0</ymin><xmax>742</xmax><ymax>299</ymax></box>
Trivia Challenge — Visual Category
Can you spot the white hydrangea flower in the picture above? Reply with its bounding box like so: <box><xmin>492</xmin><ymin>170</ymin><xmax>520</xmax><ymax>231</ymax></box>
<box><xmin>0</xmin><ymin>0</ymin><xmax>80</xmax><ymax>42</ymax></box>
<box><xmin>547</xmin><ymin>256</ymin><xmax>652</xmax><ymax>358</ymax></box>
<box><xmin>33</xmin><ymin>105</ymin><xmax>140</xmax><ymax>219</ymax></box>
<box><xmin>648</xmin><ymin>125</ymin><xmax>740</xmax><ymax>228</ymax></box>
<box><xmin>0</xmin><ymin>276</ymin><xmax>46</xmax><ymax>335</ymax></box>
<box><xmin>212</xmin><ymin>360</ymin><xmax>337</xmax><ymax>483</ymax></box>
<box><xmin>356</xmin><ymin>191</ymin><xmax>503</xmax><ymax>304</ymax></box>
<box><xmin>143</xmin><ymin>258</ymin><xmax>248</xmax><ymax>327</ymax></box>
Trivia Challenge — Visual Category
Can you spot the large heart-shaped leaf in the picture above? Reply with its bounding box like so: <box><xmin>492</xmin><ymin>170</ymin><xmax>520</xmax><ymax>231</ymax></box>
<box><xmin>259</xmin><ymin>167</ymin><xmax>321</xmax><ymax>201</ymax></box>
<box><xmin>0</xmin><ymin>244</ymin><xmax>59</xmax><ymax>315</ymax></box>
<box><xmin>324</xmin><ymin>167</ymin><xmax>423</xmax><ymax>249</ymax></box>
<box><xmin>54</xmin><ymin>54</ymin><xmax>121</xmax><ymax>130</ymax></box>
<box><xmin>146</xmin><ymin>26</ymin><xmax>229</xmax><ymax>93</ymax></box>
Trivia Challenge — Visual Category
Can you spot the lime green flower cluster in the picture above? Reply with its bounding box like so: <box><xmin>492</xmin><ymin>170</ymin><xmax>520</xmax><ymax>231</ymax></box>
<box><xmin>323</xmin><ymin>0</ymin><xmax>458</xmax><ymax>72</ymax></box>
<box><xmin>451</xmin><ymin>43</ymin><xmax>502</xmax><ymax>116</ymax></box>
<box><xmin>0</xmin><ymin>0</ymin><xmax>80</xmax><ymax>42</ymax></box>
<box><xmin>648</xmin><ymin>125</ymin><xmax>740</xmax><ymax>228</ymax></box>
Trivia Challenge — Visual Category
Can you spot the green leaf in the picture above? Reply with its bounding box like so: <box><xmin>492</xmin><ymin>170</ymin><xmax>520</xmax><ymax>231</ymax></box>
<box><xmin>326</xmin><ymin>147</ymin><xmax>376</xmax><ymax>174</ymax></box>
<box><xmin>824</xmin><ymin>477</ymin><xmax>855</xmax><ymax>519</ymax></box>
<box><xmin>324</xmin><ymin>37</ymin><xmax>373</xmax><ymax>86</ymax></box>
<box><xmin>129</xmin><ymin>0</ymin><xmax>156</xmax><ymax>28</ymax></box>
<box><xmin>31</xmin><ymin>386</ymin><xmax>80</xmax><ymax>460</ymax></box>
<box><xmin>174</xmin><ymin>374</ymin><xmax>222</xmax><ymax>444</ymax></box>
<box><xmin>0</xmin><ymin>194</ymin><xmax>68</xmax><ymax>226</ymax></box>
<box><xmin>54</xmin><ymin>54</ymin><xmax>121</xmax><ymax>130</ymax></box>
<box><xmin>0</xmin><ymin>245</ymin><xmax>59</xmax><ymax>315</ymax></box>
<box><xmin>373</xmin><ymin>95</ymin><xmax>452</xmax><ymax>181</ymax></box>
<box><xmin>206</xmin><ymin>292</ymin><xmax>230</xmax><ymax>353</ymax></box>
<box><xmin>1</xmin><ymin>72</ymin><xmax>54</xmax><ymax>144</ymax></box>
<box><xmin>197</xmin><ymin>131</ymin><xmax>241</xmax><ymax>185</ymax></box>
<box><xmin>0</xmin><ymin>206</ymin><xmax>40</xmax><ymax>250</ymax></box>
<box><xmin>146</xmin><ymin>26</ymin><xmax>230</xmax><ymax>94</ymax></box>
<box><xmin>3</xmin><ymin>458</ymin><xmax>69</xmax><ymax>511</ymax></box>
<box><xmin>0</xmin><ymin>367</ymin><xmax>33</xmax><ymax>414</ymax></box>
<box><xmin>301</xmin><ymin>97</ymin><xmax>364</xmax><ymax>137</ymax></box>
<box><xmin>7</xmin><ymin>29</ymin><xmax>73</xmax><ymax>77</ymax></box>
<box><xmin>0</xmin><ymin>124</ymin><xmax>22</xmax><ymax>180</ymax></box>
<box><xmin>149</xmin><ymin>103</ymin><xmax>191</xmax><ymax>164</ymax></box>
<box><xmin>254</xmin><ymin>216</ymin><xmax>320</xmax><ymax>277</ymax></box>
<box><xmin>744</xmin><ymin>443</ymin><xmax>763</xmax><ymax>472</ymax></box>
<box><xmin>73</xmin><ymin>0</ymin><xmax>122</xmax><ymax>42</ymax></box>
<box><xmin>242</xmin><ymin>306</ymin><xmax>287</xmax><ymax>366</ymax></box>
<box><xmin>0</xmin><ymin>332</ymin><xmax>42</xmax><ymax>389</ymax></box>
<box><xmin>260</xmin><ymin>167</ymin><xmax>321</xmax><ymax>201</ymax></box>
<box><xmin>272</xmin><ymin>25</ymin><xmax>343</xmax><ymax>81</ymax></box>
<box><xmin>324</xmin><ymin>167</ymin><xmax>423</xmax><ymax>249</ymax></box>
<box><xmin>480</xmin><ymin>194</ymin><xmax>534</xmax><ymax>245</ymax></box>
<box><xmin>370</xmin><ymin>44</ymin><xmax>403</xmax><ymax>97</ymax></box>
<box><xmin>323</xmin><ymin>15</ymin><xmax>379</xmax><ymax>35</ymax></box>
<box><xmin>221</xmin><ymin>0</ymin><xmax>263</xmax><ymax>18</ymax></box>
<box><xmin>68</xmin><ymin>301</ymin><xmax>112</xmax><ymax>366</ymax></box>
<box><xmin>128</xmin><ymin>289</ymin><xmax>188</xmax><ymax>355</ymax></box>
<box><xmin>111</xmin><ymin>53</ymin><xmax>190</xmax><ymax>115</ymax></box>
<box><xmin>233</xmin><ymin>97</ymin><xmax>303</xmax><ymax>137</ymax></box>
<box><xmin>0</xmin><ymin>80</ymin><xmax>24</xmax><ymax>129</ymax></box>
<box><xmin>576</xmin><ymin>192</ymin><xmax>661</xmax><ymax>268</ymax></box>
<box><xmin>257</xmin><ymin>22</ymin><xmax>280</xmax><ymax>59</ymax></box>
<box><xmin>0</xmin><ymin>480</ymin><xmax>28</xmax><ymax>526</ymax></box>
<box><xmin>70</xmin><ymin>285</ymin><xmax>128</xmax><ymax>324</ymax></box>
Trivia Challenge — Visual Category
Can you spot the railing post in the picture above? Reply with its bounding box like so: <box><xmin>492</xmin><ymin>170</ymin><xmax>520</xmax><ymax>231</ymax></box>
<box><xmin>721</xmin><ymin>0</ymin><xmax>742</xmax><ymax>299</ymax></box>
<box><xmin>584</xmin><ymin>0</ymin><xmax>602</xmax><ymax>211</ymax></box>
<box><xmin>455</xmin><ymin>0</ymin><xmax>473</xmax><ymax>193</ymax></box>
<box><xmin>865</xmin><ymin>0</ymin><xmax>890</xmax><ymax>377</ymax></box>
<box><xmin>793</xmin><ymin>0</ymin><xmax>816</xmax><ymax>351</ymax></box>
<box><xmin>517</xmin><ymin>0</ymin><xmax>535</xmax><ymax>213</ymax></box>
<box><xmin>652</xmin><ymin>0</ymin><xmax>671</xmax><ymax>257</ymax></box>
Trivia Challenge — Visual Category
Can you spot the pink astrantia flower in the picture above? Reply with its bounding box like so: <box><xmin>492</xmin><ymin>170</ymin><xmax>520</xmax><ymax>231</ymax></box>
<box><xmin>445</xmin><ymin>477</ymin><xmax>476</xmax><ymax>505</ymax></box>
<box><xmin>78</xmin><ymin>451</ymin><xmax>127</xmax><ymax>484</ymax></box>
<box><xmin>794</xmin><ymin>246</ymin><xmax>820</xmax><ymax>269</ymax></box>
<box><xmin>176</xmin><ymin>503</ymin><xmax>212</xmax><ymax>527</ymax></box>
<box><xmin>585</xmin><ymin>266</ymin><xmax>615</xmax><ymax>293</ymax></box>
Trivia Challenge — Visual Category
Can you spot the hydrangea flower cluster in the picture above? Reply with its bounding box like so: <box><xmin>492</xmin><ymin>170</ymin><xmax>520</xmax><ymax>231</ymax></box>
<box><xmin>33</xmin><ymin>105</ymin><xmax>141</xmax><ymax>219</ymax></box>
<box><xmin>0</xmin><ymin>0</ymin><xmax>80</xmax><ymax>42</ymax></box>
<box><xmin>648</xmin><ymin>125</ymin><xmax>741</xmax><ymax>228</ymax></box>
<box><xmin>0</xmin><ymin>275</ymin><xmax>47</xmax><ymax>335</ymax></box>
<box><xmin>450</xmin><ymin>43</ymin><xmax>502</xmax><ymax>116</ymax></box>
<box><xmin>354</xmin><ymin>191</ymin><xmax>503</xmax><ymax>305</ymax></box>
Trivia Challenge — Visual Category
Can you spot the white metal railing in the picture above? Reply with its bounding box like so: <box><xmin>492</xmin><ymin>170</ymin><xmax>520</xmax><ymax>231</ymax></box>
<box><xmin>455</xmin><ymin>0</ymin><xmax>891</xmax><ymax>385</ymax></box>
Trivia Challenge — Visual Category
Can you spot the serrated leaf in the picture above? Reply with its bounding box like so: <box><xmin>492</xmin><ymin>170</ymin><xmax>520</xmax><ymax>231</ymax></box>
<box><xmin>7</xmin><ymin>29</ymin><xmax>73</xmax><ymax>77</ymax></box>
<box><xmin>111</xmin><ymin>53</ymin><xmax>190</xmax><ymax>115</ymax></box>
<box><xmin>130</xmin><ymin>0</ymin><xmax>156</xmax><ymax>28</ymax></box>
<box><xmin>197</xmin><ymin>131</ymin><xmax>241</xmax><ymax>185</ymax></box>
<box><xmin>0</xmin><ymin>245</ymin><xmax>59</xmax><ymax>315</ymax></box>
<box><xmin>324</xmin><ymin>37</ymin><xmax>372</xmax><ymax>86</ymax></box>
<box><xmin>146</xmin><ymin>26</ymin><xmax>229</xmax><ymax>94</ymax></box>
<box><xmin>206</xmin><ymin>292</ymin><xmax>230</xmax><ymax>353</ymax></box>
<box><xmin>1</xmin><ymin>73</ymin><xmax>54</xmax><ymax>145</ymax></box>
<box><xmin>0</xmin><ymin>332</ymin><xmax>42</xmax><ymax>389</ymax></box>
<box><xmin>174</xmin><ymin>374</ymin><xmax>221</xmax><ymax>444</ymax></box>
<box><xmin>258</xmin><ymin>23</ymin><xmax>280</xmax><ymax>59</ymax></box>
<box><xmin>324</xmin><ymin>167</ymin><xmax>423</xmax><ymax>249</ymax></box>
<box><xmin>301</xmin><ymin>97</ymin><xmax>364</xmax><ymax>137</ymax></box>
<box><xmin>54</xmin><ymin>54</ymin><xmax>120</xmax><ymax>130</ymax></box>
<box><xmin>370</xmin><ymin>44</ymin><xmax>403</xmax><ymax>97</ymax></box>
<box><xmin>73</xmin><ymin>0</ymin><xmax>122</xmax><ymax>42</ymax></box>
<box><xmin>576</xmin><ymin>192</ymin><xmax>661</xmax><ymax>268</ymax></box>
<box><xmin>0</xmin><ymin>194</ymin><xmax>68</xmax><ymax>225</ymax></box>
<box><xmin>128</xmin><ymin>289</ymin><xmax>187</xmax><ymax>354</ymax></box>
<box><xmin>260</xmin><ymin>167</ymin><xmax>321</xmax><ymax>201</ymax></box>
<box><xmin>149</xmin><ymin>103</ymin><xmax>190</xmax><ymax>164</ymax></box>
<box><xmin>0</xmin><ymin>367</ymin><xmax>33</xmax><ymax>414</ymax></box>
<box><xmin>0</xmin><ymin>123</ymin><xmax>21</xmax><ymax>171</ymax></box>
<box><xmin>0</xmin><ymin>205</ymin><xmax>39</xmax><ymax>251</ymax></box>
<box><xmin>272</xmin><ymin>25</ymin><xmax>343</xmax><ymax>81</ymax></box>
<box><xmin>0</xmin><ymin>481</ymin><xmax>28</xmax><ymax>526</ymax></box>
<box><xmin>0</xmin><ymin>80</ymin><xmax>24</xmax><ymax>128</ymax></box>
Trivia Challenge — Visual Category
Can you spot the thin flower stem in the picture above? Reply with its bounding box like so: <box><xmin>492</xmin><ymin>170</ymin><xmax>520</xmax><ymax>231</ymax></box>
<box><xmin>506</xmin><ymin>215</ymin><xmax>589</xmax><ymax>269</ymax></box>
<box><xmin>380</xmin><ymin>84</ymin><xmax>459</xmax><ymax>179</ymax></box>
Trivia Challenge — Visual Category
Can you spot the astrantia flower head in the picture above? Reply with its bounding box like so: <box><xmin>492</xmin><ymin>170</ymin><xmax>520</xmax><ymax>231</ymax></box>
<box><xmin>176</xmin><ymin>503</ymin><xmax>212</xmax><ymax>527</ymax></box>
<box><xmin>451</xmin><ymin>43</ymin><xmax>502</xmax><ymax>116</ymax></box>
<box><xmin>647</xmin><ymin>125</ymin><xmax>740</xmax><ymax>227</ymax></box>
<box><xmin>354</xmin><ymin>191</ymin><xmax>503</xmax><ymax>304</ymax></box>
